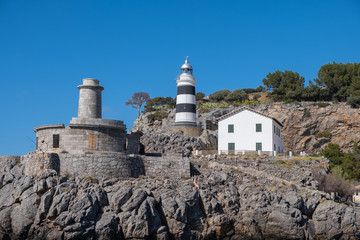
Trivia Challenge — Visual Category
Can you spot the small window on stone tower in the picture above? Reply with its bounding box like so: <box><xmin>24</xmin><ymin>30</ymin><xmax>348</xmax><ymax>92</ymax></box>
<box><xmin>53</xmin><ymin>134</ymin><xmax>60</xmax><ymax>148</ymax></box>
<box><xmin>88</xmin><ymin>134</ymin><xmax>97</xmax><ymax>149</ymax></box>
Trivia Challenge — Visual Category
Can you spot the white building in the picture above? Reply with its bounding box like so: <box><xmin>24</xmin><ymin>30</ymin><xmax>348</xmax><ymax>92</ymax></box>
<box><xmin>217</xmin><ymin>106</ymin><xmax>284</xmax><ymax>155</ymax></box>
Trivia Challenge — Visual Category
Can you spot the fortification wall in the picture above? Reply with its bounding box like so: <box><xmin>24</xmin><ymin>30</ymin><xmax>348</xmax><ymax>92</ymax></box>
<box><xmin>21</xmin><ymin>152</ymin><xmax>60</xmax><ymax>176</ymax></box>
<box><xmin>36</xmin><ymin>126</ymin><xmax>126</xmax><ymax>154</ymax></box>
<box><xmin>19</xmin><ymin>152</ymin><xmax>189</xmax><ymax>179</ymax></box>
<box><xmin>58</xmin><ymin>152</ymin><xmax>144</xmax><ymax>179</ymax></box>
<box><xmin>142</xmin><ymin>155</ymin><xmax>190</xmax><ymax>178</ymax></box>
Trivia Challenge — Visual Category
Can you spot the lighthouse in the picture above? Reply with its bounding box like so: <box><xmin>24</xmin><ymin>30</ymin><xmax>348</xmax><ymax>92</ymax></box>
<box><xmin>175</xmin><ymin>57</ymin><xmax>197</xmax><ymax>126</ymax></box>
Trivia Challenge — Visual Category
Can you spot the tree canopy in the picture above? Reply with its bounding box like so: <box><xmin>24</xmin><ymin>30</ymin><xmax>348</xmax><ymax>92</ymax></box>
<box><xmin>125</xmin><ymin>92</ymin><xmax>151</xmax><ymax>117</ymax></box>
<box><xmin>225</xmin><ymin>89</ymin><xmax>248</xmax><ymax>102</ymax></box>
<box><xmin>141</xmin><ymin>62</ymin><xmax>360</xmax><ymax>111</ymax></box>
<box><xmin>315</xmin><ymin>63</ymin><xmax>360</xmax><ymax>100</ymax></box>
<box><xmin>143</xmin><ymin>96</ymin><xmax>175</xmax><ymax>113</ymax></box>
<box><xmin>262</xmin><ymin>70</ymin><xmax>305</xmax><ymax>101</ymax></box>
<box><xmin>258</xmin><ymin>63</ymin><xmax>360</xmax><ymax>106</ymax></box>
<box><xmin>209</xmin><ymin>90</ymin><xmax>231</xmax><ymax>102</ymax></box>
<box><xmin>195</xmin><ymin>92</ymin><xmax>205</xmax><ymax>100</ymax></box>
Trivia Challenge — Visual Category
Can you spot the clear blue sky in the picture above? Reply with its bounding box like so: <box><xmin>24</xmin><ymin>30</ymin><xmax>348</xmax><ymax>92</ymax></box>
<box><xmin>1</xmin><ymin>0</ymin><xmax>359</xmax><ymax>155</ymax></box>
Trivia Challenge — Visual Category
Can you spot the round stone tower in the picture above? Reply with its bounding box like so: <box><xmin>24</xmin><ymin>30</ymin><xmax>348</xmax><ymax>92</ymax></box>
<box><xmin>34</xmin><ymin>78</ymin><xmax>128</xmax><ymax>155</ymax></box>
<box><xmin>175</xmin><ymin>57</ymin><xmax>197</xmax><ymax>126</ymax></box>
<box><xmin>77</xmin><ymin>78</ymin><xmax>104</xmax><ymax>118</ymax></box>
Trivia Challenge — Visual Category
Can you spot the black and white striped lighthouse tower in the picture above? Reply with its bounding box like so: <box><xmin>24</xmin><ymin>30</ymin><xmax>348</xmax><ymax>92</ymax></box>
<box><xmin>175</xmin><ymin>57</ymin><xmax>197</xmax><ymax>126</ymax></box>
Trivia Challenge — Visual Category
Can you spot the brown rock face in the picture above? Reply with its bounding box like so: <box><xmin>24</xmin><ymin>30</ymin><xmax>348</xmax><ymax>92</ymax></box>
<box><xmin>256</xmin><ymin>103</ymin><xmax>360</xmax><ymax>153</ymax></box>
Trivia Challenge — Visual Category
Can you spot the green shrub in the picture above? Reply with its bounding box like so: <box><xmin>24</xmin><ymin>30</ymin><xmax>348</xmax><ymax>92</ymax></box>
<box><xmin>274</xmin><ymin>160</ymin><xmax>286</xmax><ymax>166</ymax></box>
<box><xmin>315</xmin><ymin>131</ymin><xmax>332</xmax><ymax>138</ymax></box>
<box><xmin>316</xmin><ymin>102</ymin><xmax>330</xmax><ymax>108</ymax></box>
<box><xmin>256</xmin><ymin>85</ymin><xmax>266</xmax><ymax>92</ymax></box>
<box><xmin>209</xmin><ymin>90</ymin><xmax>231</xmax><ymax>102</ymax></box>
<box><xmin>198</xmin><ymin>102</ymin><xmax>221</xmax><ymax>109</ymax></box>
<box><xmin>340</xmin><ymin>154</ymin><xmax>360</xmax><ymax>180</ymax></box>
<box><xmin>320</xmin><ymin>143</ymin><xmax>360</xmax><ymax>180</ymax></box>
<box><xmin>219</xmin><ymin>101</ymin><xmax>230</xmax><ymax>108</ymax></box>
<box><xmin>196</xmin><ymin>92</ymin><xmax>205</xmax><ymax>100</ymax></box>
<box><xmin>143</xmin><ymin>97</ymin><xmax>175</xmax><ymax>112</ymax></box>
<box><xmin>147</xmin><ymin>111</ymin><xmax>169</xmax><ymax>122</ymax></box>
<box><xmin>253</xmin><ymin>93</ymin><xmax>261</xmax><ymax>101</ymax></box>
<box><xmin>198</xmin><ymin>108</ymin><xmax>210</xmax><ymax>114</ymax></box>
<box><xmin>321</xmin><ymin>143</ymin><xmax>343</xmax><ymax>165</ymax></box>
<box><xmin>303</xmin><ymin>108</ymin><xmax>311</xmax><ymax>118</ymax></box>
<box><xmin>242</xmin><ymin>100</ymin><xmax>260</xmax><ymax>106</ymax></box>
<box><xmin>347</xmin><ymin>95</ymin><xmax>360</xmax><ymax>108</ymax></box>
<box><xmin>225</xmin><ymin>89</ymin><xmax>248</xmax><ymax>102</ymax></box>
<box><xmin>301</xmin><ymin>85</ymin><xmax>320</xmax><ymax>101</ymax></box>
<box><xmin>284</xmin><ymin>99</ymin><xmax>297</xmax><ymax>104</ymax></box>
<box><xmin>242</xmin><ymin>88</ymin><xmax>257</xmax><ymax>94</ymax></box>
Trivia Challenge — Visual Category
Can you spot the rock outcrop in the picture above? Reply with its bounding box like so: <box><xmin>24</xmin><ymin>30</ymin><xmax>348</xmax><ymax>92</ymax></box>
<box><xmin>1</xmin><ymin>154</ymin><xmax>359</xmax><ymax>240</ymax></box>
<box><xmin>132</xmin><ymin>110</ymin><xmax>217</xmax><ymax>156</ymax></box>
<box><xmin>258</xmin><ymin>103</ymin><xmax>360</xmax><ymax>153</ymax></box>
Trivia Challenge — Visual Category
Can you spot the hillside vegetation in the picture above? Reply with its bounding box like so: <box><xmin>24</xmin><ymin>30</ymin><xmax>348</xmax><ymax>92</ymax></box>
<box><xmin>143</xmin><ymin>62</ymin><xmax>360</xmax><ymax>113</ymax></box>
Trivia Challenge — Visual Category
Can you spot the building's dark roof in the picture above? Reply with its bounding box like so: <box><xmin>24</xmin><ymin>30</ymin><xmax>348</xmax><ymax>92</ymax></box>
<box><xmin>216</xmin><ymin>106</ymin><xmax>283</xmax><ymax>128</ymax></box>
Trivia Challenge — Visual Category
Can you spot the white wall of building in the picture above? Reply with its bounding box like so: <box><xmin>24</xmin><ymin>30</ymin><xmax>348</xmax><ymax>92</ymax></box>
<box><xmin>272</xmin><ymin>122</ymin><xmax>284</xmax><ymax>153</ymax></box>
<box><xmin>218</xmin><ymin>109</ymin><xmax>284</xmax><ymax>154</ymax></box>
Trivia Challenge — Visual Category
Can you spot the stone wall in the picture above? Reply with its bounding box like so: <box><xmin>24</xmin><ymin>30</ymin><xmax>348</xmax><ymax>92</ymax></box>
<box><xmin>142</xmin><ymin>155</ymin><xmax>190</xmax><ymax>178</ymax></box>
<box><xmin>19</xmin><ymin>152</ymin><xmax>190</xmax><ymax>179</ymax></box>
<box><xmin>58</xmin><ymin>152</ymin><xmax>144</xmax><ymax>180</ymax></box>
<box><xmin>21</xmin><ymin>152</ymin><xmax>60</xmax><ymax>176</ymax></box>
<box><xmin>35</xmin><ymin>125</ymin><xmax>126</xmax><ymax>154</ymax></box>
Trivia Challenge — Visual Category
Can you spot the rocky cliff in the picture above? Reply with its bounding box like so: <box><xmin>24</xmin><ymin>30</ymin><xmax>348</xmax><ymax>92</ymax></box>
<box><xmin>131</xmin><ymin>110</ymin><xmax>217</xmax><ymax>156</ymax></box>
<box><xmin>1</xmin><ymin>154</ymin><xmax>359</xmax><ymax>240</ymax></box>
<box><xmin>132</xmin><ymin>102</ymin><xmax>360</xmax><ymax>154</ymax></box>
<box><xmin>258</xmin><ymin>103</ymin><xmax>360</xmax><ymax>153</ymax></box>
